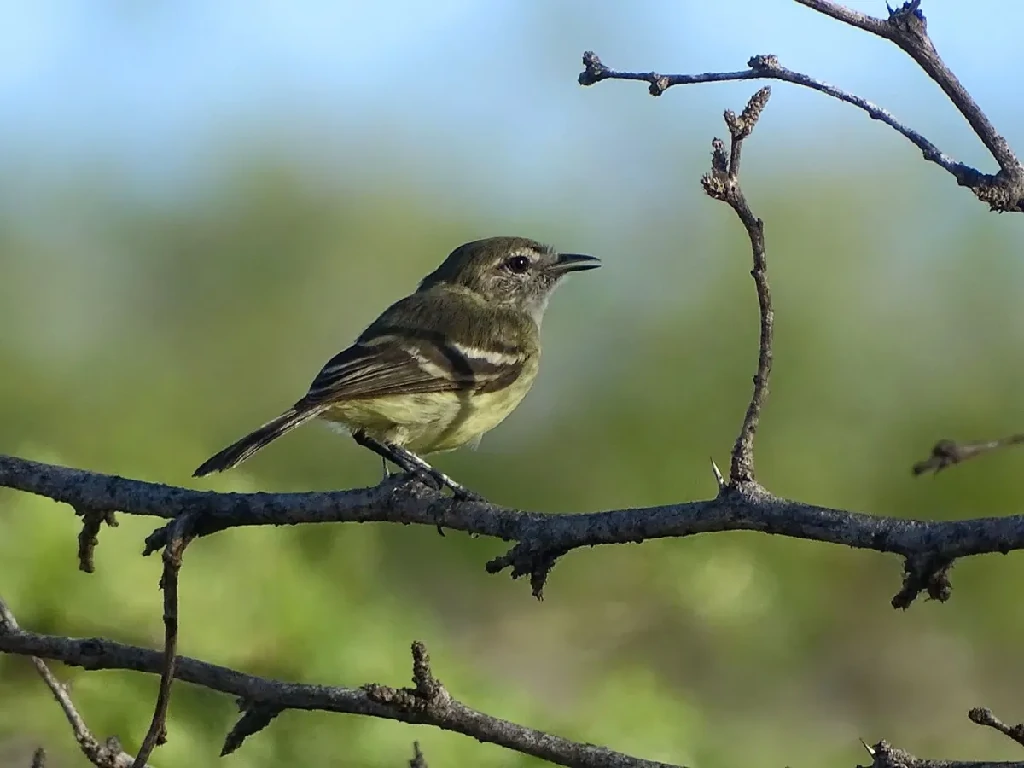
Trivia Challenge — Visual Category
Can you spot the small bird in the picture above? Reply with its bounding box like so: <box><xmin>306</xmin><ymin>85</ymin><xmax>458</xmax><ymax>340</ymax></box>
<box><xmin>193</xmin><ymin>236</ymin><xmax>600</xmax><ymax>496</ymax></box>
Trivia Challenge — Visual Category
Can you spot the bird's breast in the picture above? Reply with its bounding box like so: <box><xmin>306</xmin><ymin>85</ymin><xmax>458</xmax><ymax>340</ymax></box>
<box><xmin>320</xmin><ymin>357</ymin><xmax>538</xmax><ymax>454</ymax></box>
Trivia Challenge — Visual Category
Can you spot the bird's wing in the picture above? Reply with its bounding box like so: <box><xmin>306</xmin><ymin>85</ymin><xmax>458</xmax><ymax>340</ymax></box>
<box><xmin>301</xmin><ymin>294</ymin><xmax>531</xmax><ymax>404</ymax></box>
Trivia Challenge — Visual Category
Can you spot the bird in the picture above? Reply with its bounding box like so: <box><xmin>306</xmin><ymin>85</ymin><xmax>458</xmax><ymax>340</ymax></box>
<box><xmin>192</xmin><ymin>235</ymin><xmax>600</xmax><ymax>497</ymax></box>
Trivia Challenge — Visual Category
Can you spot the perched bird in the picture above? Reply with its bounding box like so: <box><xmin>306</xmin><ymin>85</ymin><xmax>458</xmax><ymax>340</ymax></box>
<box><xmin>193</xmin><ymin>236</ymin><xmax>600</xmax><ymax>495</ymax></box>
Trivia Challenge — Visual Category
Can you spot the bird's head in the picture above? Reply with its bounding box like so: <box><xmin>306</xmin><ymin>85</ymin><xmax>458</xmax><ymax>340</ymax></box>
<box><xmin>418</xmin><ymin>236</ymin><xmax>600</xmax><ymax>323</ymax></box>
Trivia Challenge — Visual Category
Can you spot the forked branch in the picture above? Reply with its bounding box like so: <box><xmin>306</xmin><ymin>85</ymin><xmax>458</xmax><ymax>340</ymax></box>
<box><xmin>580</xmin><ymin>1</ymin><xmax>1024</xmax><ymax>212</ymax></box>
<box><xmin>4</xmin><ymin>2</ymin><xmax>1024</xmax><ymax>766</ymax></box>
<box><xmin>0</xmin><ymin>609</ymin><xmax>679</xmax><ymax>768</ymax></box>
<box><xmin>0</xmin><ymin>599</ymin><xmax>153</xmax><ymax>768</ymax></box>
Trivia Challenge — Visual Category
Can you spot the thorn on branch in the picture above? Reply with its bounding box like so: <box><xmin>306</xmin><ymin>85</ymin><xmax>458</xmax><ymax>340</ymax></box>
<box><xmin>409</xmin><ymin>742</ymin><xmax>429</xmax><ymax>768</ymax></box>
<box><xmin>710</xmin><ymin>458</ymin><xmax>726</xmax><ymax>490</ymax></box>
<box><xmin>30</xmin><ymin>747</ymin><xmax>46</xmax><ymax>768</ymax></box>
<box><xmin>862</xmin><ymin>740</ymin><xmax>918</xmax><ymax>768</ymax></box>
<box><xmin>363</xmin><ymin>641</ymin><xmax>451</xmax><ymax>713</ymax></box>
<box><xmin>74</xmin><ymin>508</ymin><xmax>118</xmax><ymax>574</ymax></box>
<box><xmin>892</xmin><ymin>554</ymin><xmax>954</xmax><ymax>610</ymax></box>
<box><xmin>221</xmin><ymin>699</ymin><xmax>285</xmax><ymax>757</ymax></box>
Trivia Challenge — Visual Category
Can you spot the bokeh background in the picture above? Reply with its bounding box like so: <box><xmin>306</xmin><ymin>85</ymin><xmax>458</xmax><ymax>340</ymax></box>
<box><xmin>2</xmin><ymin>1</ymin><xmax>1024</xmax><ymax>766</ymax></box>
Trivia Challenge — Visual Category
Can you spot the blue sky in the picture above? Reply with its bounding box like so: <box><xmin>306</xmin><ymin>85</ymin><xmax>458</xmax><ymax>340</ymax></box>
<box><xmin>2</xmin><ymin>0</ymin><xmax>1022</xmax><ymax>197</ymax></box>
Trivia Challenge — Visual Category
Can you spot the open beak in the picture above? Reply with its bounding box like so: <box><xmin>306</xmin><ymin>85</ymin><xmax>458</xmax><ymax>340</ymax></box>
<box><xmin>550</xmin><ymin>252</ymin><xmax>601</xmax><ymax>274</ymax></box>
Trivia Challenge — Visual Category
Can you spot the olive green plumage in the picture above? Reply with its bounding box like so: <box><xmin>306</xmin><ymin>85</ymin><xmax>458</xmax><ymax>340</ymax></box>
<box><xmin>193</xmin><ymin>236</ymin><xmax>599</xmax><ymax>478</ymax></box>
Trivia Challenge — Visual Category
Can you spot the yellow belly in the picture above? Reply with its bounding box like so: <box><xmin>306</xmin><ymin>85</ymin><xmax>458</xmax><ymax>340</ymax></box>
<box><xmin>319</xmin><ymin>364</ymin><xmax>538</xmax><ymax>454</ymax></box>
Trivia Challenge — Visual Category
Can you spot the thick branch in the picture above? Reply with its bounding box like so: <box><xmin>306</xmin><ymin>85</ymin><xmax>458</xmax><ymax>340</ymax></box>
<box><xmin>3</xmin><ymin>454</ymin><xmax>1024</xmax><ymax>608</ymax></box>
<box><xmin>0</xmin><ymin>626</ymin><xmax>681</xmax><ymax>768</ymax></box>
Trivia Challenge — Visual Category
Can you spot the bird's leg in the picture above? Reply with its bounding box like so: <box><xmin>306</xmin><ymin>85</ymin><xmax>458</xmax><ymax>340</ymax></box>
<box><xmin>351</xmin><ymin>431</ymin><xmax>481</xmax><ymax>504</ymax></box>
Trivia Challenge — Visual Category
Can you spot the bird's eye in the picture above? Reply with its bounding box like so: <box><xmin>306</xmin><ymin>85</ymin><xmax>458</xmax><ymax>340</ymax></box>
<box><xmin>504</xmin><ymin>255</ymin><xmax>531</xmax><ymax>274</ymax></box>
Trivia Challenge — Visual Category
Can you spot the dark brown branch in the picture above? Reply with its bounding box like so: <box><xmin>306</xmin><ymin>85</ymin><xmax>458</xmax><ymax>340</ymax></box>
<box><xmin>912</xmin><ymin>435</ymin><xmax>1024</xmax><ymax>476</ymax></box>
<box><xmin>31</xmin><ymin>747</ymin><xmax>46</xmax><ymax>768</ymax></box>
<box><xmin>700</xmin><ymin>88</ymin><xmax>773</xmax><ymax>486</ymax></box>
<box><xmin>579</xmin><ymin>3</ymin><xmax>1024</xmax><ymax>214</ymax></box>
<box><xmin>222</xmin><ymin>700</ymin><xmax>283</xmax><ymax>756</ymax></box>
<box><xmin>131</xmin><ymin>514</ymin><xmax>196</xmax><ymax>768</ymax></box>
<box><xmin>969</xmin><ymin>707</ymin><xmax>1024</xmax><ymax>750</ymax></box>
<box><xmin>5</xmin><ymin>454</ymin><xmax>1024</xmax><ymax>608</ymax></box>
<box><xmin>75</xmin><ymin>508</ymin><xmax>117</xmax><ymax>574</ymax></box>
<box><xmin>5</xmin><ymin>608</ymin><xmax>1022</xmax><ymax>768</ymax></box>
<box><xmin>0</xmin><ymin>599</ymin><xmax>152</xmax><ymax>768</ymax></box>
<box><xmin>0</xmin><ymin>625</ymin><xmax>682</xmax><ymax>768</ymax></box>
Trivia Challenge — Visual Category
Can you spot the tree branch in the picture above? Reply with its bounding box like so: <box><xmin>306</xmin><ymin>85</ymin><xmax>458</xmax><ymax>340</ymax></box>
<box><xmin>794</xmin><ymin>0</ymin><xmax>1023</xmax><ymax>185</ymax></box>
<box><xmin>0</xmin><ymin>620</ymin><xmax>682</xmax><ymax>768</ymax></box>
<box><xmin>0</xmin><ymin>599</ymin><xmax>153</xmax><ymax>768</ymax></box>
<box><xmin>130</xmin><ymin>514</ymin><xmax>196</xmax><ymax>768</ymax></box>
<box><xmin>912</xmin><ymin>434</ymin><xmax>1024</xmax><ymax>475</ymax></box>
<box><xmin>579</xmin><ymin>2</ymin><xmax>1024</xmax><ymax>212</ymax></box>
<box><xmin>861</xmin><ymin>738</ymin><xmax>1024</xmax><ymax>768</ymax></box>
<box><xmin>968</xmin><ymin>707</ymin><xmax>1024</xmax><ymax>750</ymax></box>
<box><xmin>4</xmin><ymin>452</ymin><xmax>1024</xmax><ymax>608</ymax></box>
<box><xmin>5</xmin><ymin>606</ymin><xmax>1024</xmax><ymax>768</ymax></box>
<box><xmin>409</xmin><ymin>741</ymin><xmax>429</xmax><ymax>768</ymax></box>
<box><xmin>698</xmin><ymin>87</ymin><xmax>773</xmax><ymax>485</ymax></box>
<box><xmin>5</xmin><ymin>4</ymin><xmax>1023</xmax><ymax>766</ymax></box>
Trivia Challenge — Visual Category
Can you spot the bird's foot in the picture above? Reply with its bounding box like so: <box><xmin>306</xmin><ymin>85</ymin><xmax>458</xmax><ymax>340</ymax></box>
<box><xmin>351</xmin><ymin>432</ymin><xmax>482</xmax><ymax>534</ymax></box>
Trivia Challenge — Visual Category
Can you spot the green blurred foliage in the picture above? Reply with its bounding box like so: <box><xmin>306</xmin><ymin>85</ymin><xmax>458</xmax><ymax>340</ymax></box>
<box><xmin>2</xmin><ymin>142</ymin><xmax>1024</xmax><ymax>768</ymax></box>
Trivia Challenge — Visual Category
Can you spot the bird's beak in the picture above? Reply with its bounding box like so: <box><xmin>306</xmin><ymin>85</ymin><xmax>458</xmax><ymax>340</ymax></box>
<box><xmin>550</xmin><ymin>253</ymin><xmax>601</xmax><ymax>274</ymax></box>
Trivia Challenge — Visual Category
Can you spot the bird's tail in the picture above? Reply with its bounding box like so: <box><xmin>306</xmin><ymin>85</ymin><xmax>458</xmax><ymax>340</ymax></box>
<box><xmin>193</xmin><ymin>404</ymin><xmax>325</xmax><ymax>477</ymax></box>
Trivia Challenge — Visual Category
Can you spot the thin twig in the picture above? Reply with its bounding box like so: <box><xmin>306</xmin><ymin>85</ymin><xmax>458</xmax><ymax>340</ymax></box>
<box><xmin>0</xmin><ymin>628</ymin><xmax>681</xmax><ymax>768</ymax></box>
<box><xmin>579</xmin><ymin>52</ymin><xmax>981</xmax><ymax>192</ymax></box>
<box><xmin>969</xmin><ymin>707</ymin><xmax>1024</xmax><ymax>749</ymax></box>
<box><xmin>130</xmin><ymin>514</ymin><xmax>195</xmax><ymax>768</ymax></box>
<box><xmin>912</xmin><ymin>435</ymin><xmax>1024</xmax><ymax>475</ymax></box>
<box><xmin>579</xmin><ymin>15</ymin><xmax>1024</xmax><ymax>214</ymax></box>
<box><xmin>409</xmin><ymin>741</ymin><xmax>429</xmax><ymax>768</ymax></box>
<box><xmin>700</xmin><ymin>88</ymin><xmax>773</xmax><ymax>486</ymax></box>
<box><xmin>74</xmin><ymin>508</ymin><xmax>117</xmax><ymax>573</ymax></box>
<box><xmin>0</xmin><ymin>598</ymin><xmax>150</xmax><ymax>768</ymax></box>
